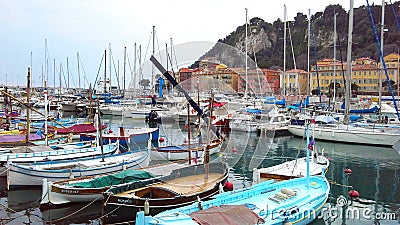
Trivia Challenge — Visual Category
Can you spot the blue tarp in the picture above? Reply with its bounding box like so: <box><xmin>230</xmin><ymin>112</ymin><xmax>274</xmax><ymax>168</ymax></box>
<box><xmin>245</xmin><ymin>108</ymin><xmax>262</xmax><ymax>114</ymax></box>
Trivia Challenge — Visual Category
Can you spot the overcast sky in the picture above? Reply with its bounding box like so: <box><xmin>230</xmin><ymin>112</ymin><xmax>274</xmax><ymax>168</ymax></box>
<box><xmin>0</xmin><ymin>0</ymin><xmax>379</xmax><ymax>88</ymax></box>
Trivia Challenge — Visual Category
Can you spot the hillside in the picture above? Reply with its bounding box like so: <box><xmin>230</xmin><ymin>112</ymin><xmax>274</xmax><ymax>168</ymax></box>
<box><xmin>198</xmin><ymin>2</ymin><xmax>400</xmax><ymax>71</ymax></box>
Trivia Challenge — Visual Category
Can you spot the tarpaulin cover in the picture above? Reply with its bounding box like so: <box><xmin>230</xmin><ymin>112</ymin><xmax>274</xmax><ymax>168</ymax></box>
<box><xmin>189</xmin><ymin>205</ymin><xmax>265</xmax><ymax>225</ymax></box>
<box><xmin>68</xmin><ymin>170</ymin><xmax>155</xmax><ymax>188</ymax></box>
<box><xmin>56</xmin><ymin>123</ymin><xmax>107</xmax><ymax>134</ymax></box>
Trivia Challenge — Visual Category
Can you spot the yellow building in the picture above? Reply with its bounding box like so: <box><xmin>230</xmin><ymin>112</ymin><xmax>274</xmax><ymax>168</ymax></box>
<box><xmin>310</xmin><ymin>54</ymin><xmax>400</xmax><ymax>95</ymax></box>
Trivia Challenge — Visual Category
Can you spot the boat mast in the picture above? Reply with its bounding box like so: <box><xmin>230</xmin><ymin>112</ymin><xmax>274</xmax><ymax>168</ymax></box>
<box><xmin>283</xmin><ymin>5</ymin><xmax>287</xmax><ymax>96</ymax></box>
<box><xmin>77</xmin><ymin>52</ymin><xmax>81</xmax><ymax>90</ymax></box>
<box><xmin>109</xmin><ymin>43</ymin><xmax>112</xmax><ymax>94</ymax></box>
<box><xmin>44</xmin><ymin>81</ymin><xmax>48</xmax><ymax>146</ymax></box>
<box><xmin>378</xmin><ymin>0</ymin><xmax>385</xmax><ymax>122</ymax></box>
<box><xmin>124</xmin><ymin>46</ymin><xmax>127</xmax><ymax>95</ymax></box>
<box><xmin>344</xmin><ymin>0</ymin><xmax>354</xmax><ymax>123</ymax></box>
<box><xmin>333</xmin><ymin>11</ymin><xmax>337</xmax><ymax>106</ymax></box>
<box><xmin>187</xmin><ymin>102</ymin><xmax>191</xmax><ymax>165</ymax></box>
<box><xmin>104</xmin><ymin>49</ymin><xmax>107</xmax><ymax>94</ymax></box>
<box><xmin>66</xmin><ymin>57</ymin><xmax>70</xmax><ymax>90</ymax></box>
<box><xmin>25</xmin><ymin>68</ymin><xmax>31</xmax><ymax>143</ymax></box>
<box><xmin>245</xmin><ymin>8</ymin><xmax>248</xmax><ymax>98</ymax></box>
<box><xmin>308</xmin><ymin>9</ymin><xmax>311</xmax><ymax>96</ymax></box>
<box><xmin>134</xmin><ymin>43</ymin><xmax>137</xmax><ymax>95</ymax></box>
<box><xmin>152</xmin><ymin>26</ymin><xmax>155</xmax><ymax>94</ymax></box>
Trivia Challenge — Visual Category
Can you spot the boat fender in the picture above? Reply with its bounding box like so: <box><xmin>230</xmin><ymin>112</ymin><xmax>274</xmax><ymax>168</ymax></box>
<box><xmin>224</xmin><ymin>181</ymin><xmax>234</xmax><ymax>191</ymax></box>
<box><xmin>144</xmin><ymin>199</ymin><xmax>149</xmax><ymax>215</ymax></box>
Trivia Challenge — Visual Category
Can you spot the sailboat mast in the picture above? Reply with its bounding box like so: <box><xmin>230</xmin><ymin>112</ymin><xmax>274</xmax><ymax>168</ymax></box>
<box><xmin>26</xmin><ymin>68</ymin><xmax>31</xmax><ymax>143</ymax></box>
<box><xmin>345</xmin><ymin>0</ymin><xmax>354</xmax><ymax>121</ymax></box>
<box><xmin>283</xmin><ymin>5</ymin><xmax>287</xmax><ymax>96</ymax></box>
<box><xmin>124</xmin><ymin>46</ymin><xmax>127</xmax><ymax>95</ymax></box>
<box><xmin>378</xmin><ymin>0</ymin><xmax>385</xmax><ymax>121</ymax></box>
<box><xmin>245</xmin><ymin>8</ymin><xmax>248</xmax><ymax>97</ymax></box>
<box><xmin>66</xmin><ymin>57</ymin><xmax>70</xmax><ymax>90</ymax></box>
<box><xmin>333</xmin><ymin>12</ymin><xmax>337</xmax><ymax>105</ymax></box>
<box><xmin>77</xmin><ymin>52</ymin><xmax>81</xmax><ymax>90</ymax></box>
<box><xmin>104</xmin><ymin>49</ymin><xmax>107</xmax><ymax>94</ymax></box>
<box><xmin>109</xmin><ymin>43</ymin><xmax>112</xmax><ymax>93</ymax></box>
<box><xmin>152</xmin><ymin>26</ymin><xmax>155</xmax><ymax>94</ymax></box>
<box><xmin>308</xmin><ymin>9</ymin><xmax>311</xmax><ymax>96</ymax></box>
<box><xmin>134</xmin><ymin>43</ymin><xmax>137</xmax><ymax>95</ymax></box>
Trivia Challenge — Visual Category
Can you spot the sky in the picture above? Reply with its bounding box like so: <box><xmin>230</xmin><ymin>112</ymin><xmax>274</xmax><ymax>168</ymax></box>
<box><xmin>0</xmin><ymin>0</ymin><xmax>380</xmax><ymax>88</ymax></box>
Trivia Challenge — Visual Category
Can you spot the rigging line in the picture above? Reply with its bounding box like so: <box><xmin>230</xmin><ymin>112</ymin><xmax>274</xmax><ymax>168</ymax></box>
<box><xmin>78</xmin><ymin>53</ymin><xmax>90</xmax><ymax>87</ymax></box>
<box><xmin>142</xmin><ymin>29</ymin><xmax>153</xmax><ymax>71</ymax></box>
<box><xmin>288</xmin><ymin>22</ymin><xmax>300</xmax><ymax>96</ymax></box>
<box><xmin>248</xmin><ymin>25</ymin><xmax>263</xmax><ymax>96</ymax></box>
<box><xmin>366</xmin><ymin>0</ymin><xmax>400</xmax><ymax>120</ymax></box>
<box><xmin>93</xmin><ymin>54</ymin><xmax>105</xmax><ymax>90</ymax></box>
<box><xmin>311</xmin><ymin>19</ymin><xmax>321</xmax><ymax>103</ymax></box>
<box><xmin>389</xmin><ymin>0</ymin><xmax>400</xmax><ymax>31</ymax></box>
<box><xmin>110</xmin><ymin>49</ymin><xmax>121</xmax><ymax>92</ymax></box>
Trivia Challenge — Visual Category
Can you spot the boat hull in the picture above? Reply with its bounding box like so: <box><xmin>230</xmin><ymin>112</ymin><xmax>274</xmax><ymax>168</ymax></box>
<box><xmin>7</xmin><ymin>150</ymin><xmax>150</xmax><ymax>189</ymax></box>
<box><xmin>288</xmin><ymin>124</ymin><xmax>400</xmax><ymax>146</ymax></box>
<box><xmin>150</xmin><ymin>140</ymin><xmax>222</xmax><ymax>161</ymax></box>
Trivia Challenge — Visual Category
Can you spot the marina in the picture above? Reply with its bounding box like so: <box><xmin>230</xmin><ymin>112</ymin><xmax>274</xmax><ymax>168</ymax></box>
<box><xmin>1</xmin><ymin>1</ymin><xmax>400</xmax><ymax>224</ymax></box>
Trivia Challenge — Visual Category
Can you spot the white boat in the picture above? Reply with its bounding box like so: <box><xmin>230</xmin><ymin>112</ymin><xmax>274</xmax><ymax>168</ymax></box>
<box><xmin>288</xmin><ymin>120</ymin><xmax>400</xmax><ymax>146</ymax></box>
<box><xmin>0</xmin><ymin>143</ymin><xmax>117</xmax><ymax>177</ymax></box>
<box><xmin>252</xmin><ymin>155</ymin><xmax>329</xmax><ymax>182</ymax></box>
<box><xmin>7</xmin><ymin>145</ymin><xmax>150</xmax><ymax>189</ymax></box>
<box><xmin>150</xmin><ymin>139</ymin><xmax>223</xmax><ymax>161</ymax></box>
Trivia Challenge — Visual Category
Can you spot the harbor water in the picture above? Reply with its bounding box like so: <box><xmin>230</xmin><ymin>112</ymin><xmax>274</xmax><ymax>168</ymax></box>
<box><xmin>0</xmin><ymin>114</ymin><xmax>399</xmax><ymax>224</ymax></box>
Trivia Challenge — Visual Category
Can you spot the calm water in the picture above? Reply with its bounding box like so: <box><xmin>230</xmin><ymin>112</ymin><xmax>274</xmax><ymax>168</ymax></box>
<box><xmin>0</xmin><ymin>114</ymin><xmax>399</xmax><ymax>224</ymax></box>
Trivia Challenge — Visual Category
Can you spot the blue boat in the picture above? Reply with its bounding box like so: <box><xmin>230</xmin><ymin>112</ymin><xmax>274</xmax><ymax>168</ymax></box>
<box><xmin>135</xmin><ymin>124</ymin><xmax>330</xmax><ymax>225</ymax></box>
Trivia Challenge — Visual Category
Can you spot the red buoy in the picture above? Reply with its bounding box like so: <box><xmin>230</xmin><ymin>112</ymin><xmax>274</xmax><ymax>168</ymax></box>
<box><xmin>224</xmin><ymin>181</ymin><xmax>234</xmax><ymax>191</ymax></box>
<box><xmin>348</xmin><ymin>189</ymin><xmax>360</xmax><ymax>199</ymax></box>
<box><xmin>183</xmin><ymin>139</ymin><xmax>188</xmax><ymax>143</ymax></box>
<box><xmin>327</xmin><ymin>157</ymin><xmax>331</xmax><ymax>162</ymax></box>
<box><xmin>231</xmin><ymin>147</ymin><xmax>237</xmax><ymax>153</ymax></box>
<box><xmin>159</xmin><ymin>137</ymin><xmax>165</xmax><ymax>142</ymax></box>
<box><xmin>344</xmin><ymin>168</ymin><xmax>352</xmax><ymax>174</ymax></box>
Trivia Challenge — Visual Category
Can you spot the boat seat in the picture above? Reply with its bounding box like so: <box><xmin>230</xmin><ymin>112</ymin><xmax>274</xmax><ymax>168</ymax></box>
<box><xmin>268</xmin><ymin>188</ymin><xmax>297</xmax><ymax>203</ymax></box>
<box><xmin>281</xmin><ymin>188</ymin><xmax>296</xmax><ymax>197</ymax></box>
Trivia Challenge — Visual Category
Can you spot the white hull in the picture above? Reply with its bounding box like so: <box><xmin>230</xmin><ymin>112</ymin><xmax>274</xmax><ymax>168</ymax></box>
<box><xmin>7</xmin><ymin>150</ymin><xmax>150</xmax><ymax>189</ymax></box>
<box><xmin>229</xmin><ymin>120</ymin><xmax>257</xmax><ymax>132</ymax></box>
<box><xmin>253</xmin><ymin>156</ymin><xmax>329</xmax><ymax>183</ymax></box>
<box><xmin>150</xmin><ymin>144</ymin><xmax>221</xmax><ymax>161</ymax></box>
<box><xmin>0</xmin><ymin>143</ymin><xmax>117</xmax><ymax>177</ymax></box>
<box><xmin>288</xmin><ymin>124</ymin><xmax>400</xmax><ymax>146</ymax></box>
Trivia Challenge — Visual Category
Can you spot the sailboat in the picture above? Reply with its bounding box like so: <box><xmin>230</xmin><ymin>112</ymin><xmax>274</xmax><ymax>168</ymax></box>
<box><xmin>288</xmin><ymin>1</ymin><xmax>400</xmax><ymax>147</ymax></box>
<box><xmin>135</xmin><ymin>123</ymin><xmax>329</xmax><ymax>225</ymax></box>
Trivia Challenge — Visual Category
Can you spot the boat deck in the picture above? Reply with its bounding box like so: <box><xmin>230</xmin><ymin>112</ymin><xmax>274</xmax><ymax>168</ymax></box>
<box><xmin>115</xmin><ymin>173</ymin><xmax>224</xmax><ymax>197</ymax></box>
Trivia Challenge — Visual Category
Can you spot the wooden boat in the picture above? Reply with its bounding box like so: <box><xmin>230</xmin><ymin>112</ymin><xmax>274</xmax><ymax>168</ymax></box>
<box><xmin>0</xmin><ymin>132</ymin><xmax>54</xmax><ymax>147</ymax></box>
<box><xmin>252</xmin><ymin>135</ymin><xmax>330</xmax><ymax>182</ymax></box>
<box><xmin>136</xmin><ymin>175</ymin><xmax>330</xmax><ymax>225</ymax></box>
<box><xmin>6</xmin><ymin>146</ymin><xmax>150</xmax><ymax>189</ymax></box>
<box><xmin>0</xmin><ymin>142</ymin><xmax>117</xmax><ymax>177</ymax></box>
<box><xmin>253</xmin><ymin>155</ymin><xmax>329</xmax><ymax>182</ymax></box>
<box><xmin>79</xmin><ymin>127</ymin><xmax>159</xmax><ymax>147</ymax></box>
<box><xmin>103</xmin><ymin>162</ymin><xmax>229</xmax><ymax>224</ymax></box>
<box><xmin>40</xmin><ymin>169</ymin><xmax>156</xmax><ymax>207</ymax></box>
<box><xmin>150</xmin><ymin>138</ymin><xmax>222</xmax><ymax>161</ymax></box>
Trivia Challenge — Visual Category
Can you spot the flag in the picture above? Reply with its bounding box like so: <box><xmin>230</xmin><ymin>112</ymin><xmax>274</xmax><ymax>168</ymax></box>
<box><xmin>308</xmin><ymin>137</ymin><xmax>315</xmax><ymax>151</ymax></box>
<box><xmin>193</xmin><ymin>151</ymin><xmax>198</xmax><ymax>164</ymax></box>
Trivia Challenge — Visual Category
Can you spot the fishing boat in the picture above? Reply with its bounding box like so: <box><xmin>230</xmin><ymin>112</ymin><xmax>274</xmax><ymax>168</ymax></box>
<box><xmin>135</xmin><ymin>124</ymin><xmax>329</xmax><ymax>225</ymax></box>
<box><xmin>253</xmin><ymin>154</ymin><xmax>329</xmax><ymax>182</ymax></box>
<box><xmin>6</xmin><ymin>139</ymin><xmax>151</xmax><ymax>189</ymax></box>
<box><xmin>103</xmin><ymin>162</ymin><xmax>229</xmax><ymax>224</ymax></box>
<box><xmin>79</xmin><ymin>127</ymin><xmax>159</xmax><ymax>147</ymax></box>
<box><xmin>150</xmin><ymin>138</ymin><xmax>222</xmax><ymax>161</ymax></box>
<box><xmin>40</xmin><ymin>168</ymin><xmax>156</xmax><ymax>207</ymax></box>
<box><xmin>0</xmin><ymin>142</ymin><xmax>117</xmax><ymax>177</ymax></box>
<box><xmin>136</xmin><ymin>174</ymin><xmax>329</xmax><ymax>225</ymax></box>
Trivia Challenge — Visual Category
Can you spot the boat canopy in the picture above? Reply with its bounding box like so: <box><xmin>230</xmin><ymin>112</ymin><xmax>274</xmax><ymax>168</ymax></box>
<box><xmin>67</xmin><ymin>170</ymin><xmax>155</xmax><ymax>188</ymax></box>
